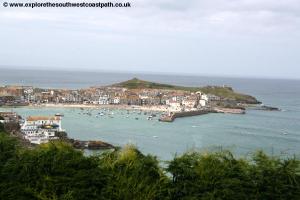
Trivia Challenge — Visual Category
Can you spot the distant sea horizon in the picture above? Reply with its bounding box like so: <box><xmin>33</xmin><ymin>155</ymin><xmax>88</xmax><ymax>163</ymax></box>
<box><xmin>1</xmin><ymin>67</ymin><xmax>299</xmax><ymax>88</ymax></box>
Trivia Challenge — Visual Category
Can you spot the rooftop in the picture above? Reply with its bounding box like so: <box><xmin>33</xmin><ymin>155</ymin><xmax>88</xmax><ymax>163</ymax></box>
<box><xmin>27</xmin><ymin>116</ymin><xmax>60</xmax><ymax>121</ymax></box>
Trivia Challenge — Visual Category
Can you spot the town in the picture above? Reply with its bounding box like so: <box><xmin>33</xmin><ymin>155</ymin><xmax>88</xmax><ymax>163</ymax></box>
<box><xmin>0</xmin><ymin>78</ymin><xmax>277</xmax><ymax>146</ymax></box>
<box><xmin>0</xmin><ymin>78</ymin><xmax>253</xmax><ymax>113</ymax></box>
<box><xmin>0</xmin><ymin>78</ymin><xmax>257</xmax><ymax>145</ymax></box>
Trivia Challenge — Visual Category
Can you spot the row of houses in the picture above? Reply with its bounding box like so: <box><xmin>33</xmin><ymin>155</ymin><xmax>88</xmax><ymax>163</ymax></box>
<box><xmin>0</xmin><ymin>85</ymin><xmax>222</xmax><ymax>108</ymax></box>
<box><xmin>165</xmin><ymin>93</ymin><xmax>221</xmax><ymax>111</ymax></box>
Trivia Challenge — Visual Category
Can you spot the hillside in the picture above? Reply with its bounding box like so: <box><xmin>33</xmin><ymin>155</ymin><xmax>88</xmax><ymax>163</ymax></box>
<box><xmin>111</xmin><ymin>78</ymin><xmax>260</xmax><ymax>104</ymax></box>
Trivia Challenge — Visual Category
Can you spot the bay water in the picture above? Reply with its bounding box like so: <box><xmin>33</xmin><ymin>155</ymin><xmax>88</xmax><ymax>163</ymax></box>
<box><xmin>1</xmin><ymin>68</ymin><xmax>299</xmax><ymax>160</ymax></box>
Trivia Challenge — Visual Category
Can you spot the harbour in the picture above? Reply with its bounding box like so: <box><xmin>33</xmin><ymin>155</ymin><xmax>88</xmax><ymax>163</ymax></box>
<box><xmin>0</xmin><ymin>71</ymin><xmax>299</xmax><ymax>160</ymax></box>
<box><xmin>1</xmin><ymin>105</ymin><xmax>299</xmax><ymax>160</ymax></box>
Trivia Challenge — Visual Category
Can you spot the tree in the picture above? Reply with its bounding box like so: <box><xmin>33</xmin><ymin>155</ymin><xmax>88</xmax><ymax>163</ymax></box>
<box><xmin>0</xmin><ymin>142</ymin><xmax>107</xmax><ymax>200</ymax></box>
<box><xmin>0</xmin><ymin>133</ymin><xmax>18</xmax><ymax>168</ymax></box>
<box><xmin>167</xmin><ymin>151</ymin><xmax>252</xmax><ymax>200</ymax></box>
<box><xmin>250</xmin><ymin>151</ymin><xmax>300</xmax><ymax>200</ymax></box>
<box><xmin>99</xmin><ymin>145</ymin><xmax>169</xmax><ymax>200</ymax></box>
<box><xmin>0</xmin><ymin>122</ymin><xmax>4</xmax><ymax>132</ymax></box>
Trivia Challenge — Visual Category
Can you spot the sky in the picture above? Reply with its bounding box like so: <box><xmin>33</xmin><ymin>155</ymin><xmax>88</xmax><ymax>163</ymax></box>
<box><xmin>0</xmin><ymin>0</ymin><xmax>300</xmax><ymax>79</ymax></box>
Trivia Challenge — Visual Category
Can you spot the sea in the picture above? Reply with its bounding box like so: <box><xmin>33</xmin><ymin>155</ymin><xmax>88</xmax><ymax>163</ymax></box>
<box><xmin>1</xmin><ymin>68</ymin><xmax>300</xmax><ymax>160</ymax></box>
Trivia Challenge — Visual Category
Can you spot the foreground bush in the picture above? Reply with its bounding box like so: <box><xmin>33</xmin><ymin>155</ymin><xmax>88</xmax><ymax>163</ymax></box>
<box><xmin>99</xmin><ymin>145</ymin><xmax>168</xmax><ymax>200</ymax></box>
<box><xmin>0</xmin><ymin>140</ymin><xmax>106</xmax><ymax>199</ymax></box>
<box><xmin>0</xmin><ymin>132</ymin><xmax>299</xmax><ymax>200</ymax></box>
<box><xmin>0</xmin><ymin>121</ymin><xmax>5</xmax><ymax>131</ymax></box>
<box><xmin>167</xmin><ymin>151</ymin><xmax>300</xmax><ymax>200</ymax></box>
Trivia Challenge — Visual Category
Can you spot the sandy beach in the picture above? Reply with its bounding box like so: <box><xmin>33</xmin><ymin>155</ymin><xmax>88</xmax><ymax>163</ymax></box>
<box><xmin>28</xmin><ymin>103</ymin><xmax>169</xmax><ymax>112</ymax></box>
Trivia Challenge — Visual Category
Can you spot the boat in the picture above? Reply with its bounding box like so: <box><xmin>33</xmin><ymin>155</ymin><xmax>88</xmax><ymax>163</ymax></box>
<box><xmin>55</xmin><ymin>113</ymin><xmax>64</xmax><ymax>117</ymax></box>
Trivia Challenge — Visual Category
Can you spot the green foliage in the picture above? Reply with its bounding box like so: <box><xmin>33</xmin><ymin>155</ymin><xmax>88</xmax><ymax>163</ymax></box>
<box><xmin>0</xmin><ymin>122</ymin><xmax>4</xmax><ymax>131</ymax></box>
<box><xmin>0</xmin><ymin>134</ymin><xmax>299</xmax><ymax>200</ymax></box>
<box><xmin>200</xmin><ymin>86</ymin><xmax>260</xmax><ymax>104</ymax></box>
<box><xmin>250</xmin><ymin>151</ymin><xmax>300</xmax><ymax>199</ymax></box>
<box><xmin>167</xmin><ymin>151</ymin><xmax>252</xmax><ymax>200</ymax></box>
<box><xmin>0</xmin><ymin>141</ymin><xmax>107</xmax><ymax>200</ymax></box>
<box><xmin>112</xmin><ymin>78</ymin><xmax>179</xmax><ymax>90</ymax></box>
<box><xmin>0</xmin><ymin>132</ymin><xmax>18</xmax><ymax>168</ymax></box>
<box><xmin>167</xmin><ymin>151</ymin><xmax>300</xmax><ymax>200</ymax></box>
<box><xmin>99</xmin><ymin>145</ymin><xmax>169</xmax><ymax>200</ymax></box>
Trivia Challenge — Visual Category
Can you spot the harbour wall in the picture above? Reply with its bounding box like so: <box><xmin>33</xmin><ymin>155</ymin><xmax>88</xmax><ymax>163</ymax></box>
<box><xmin>159</xmin><ymin>107</ymin><xmax>245</xmax><ymax>122</ymax></box>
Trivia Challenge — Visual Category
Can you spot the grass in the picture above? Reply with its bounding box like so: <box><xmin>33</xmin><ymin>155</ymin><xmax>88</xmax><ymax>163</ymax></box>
<box><xmin>111</xmin><ymin>78</ymin><xmax>260</xmax><ymax>104</ymax></box>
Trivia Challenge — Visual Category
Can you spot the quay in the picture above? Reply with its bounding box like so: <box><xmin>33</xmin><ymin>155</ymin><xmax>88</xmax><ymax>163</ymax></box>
<box><xmin>159</xmin><ymin>107</ymin><xmax>245</xmax><ymax>122</ymax></box>
<box><xmin>159</xmin><ymin>109</ymin><xmax>214</xmax><ymax>122</ymax></box>
<box><xmin>214</xmin><ymin>107</ymin><xmax>246</xmax><ymax>114</ymax></box>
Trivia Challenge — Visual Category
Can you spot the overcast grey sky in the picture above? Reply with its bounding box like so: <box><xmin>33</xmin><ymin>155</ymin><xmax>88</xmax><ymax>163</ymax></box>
<box><xmin>0</xmin><ymin>0</ymin><xmax>300</xmax><ymax>79</ymax></box>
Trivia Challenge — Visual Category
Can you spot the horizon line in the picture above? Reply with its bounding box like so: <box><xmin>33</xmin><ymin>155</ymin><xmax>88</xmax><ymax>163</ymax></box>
<box><xmin>0</xmin><ymin>65</ymin><xmax>299</xmax><ymax>81</ymax></box>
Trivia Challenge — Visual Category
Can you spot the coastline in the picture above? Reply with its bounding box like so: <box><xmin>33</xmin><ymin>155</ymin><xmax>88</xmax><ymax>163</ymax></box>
<box><xmin>27</xmin><ymin>103</ymin><xmax>169</xmax><ymax>112</ymax></box>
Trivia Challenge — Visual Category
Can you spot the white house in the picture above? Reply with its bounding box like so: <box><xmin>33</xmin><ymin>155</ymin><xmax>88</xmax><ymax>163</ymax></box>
<box><xmin>201</xmin><ymin>94</ymin><xmax>209</xmax><ymax>101</ymax></box>
<box><xmin>166</xmin><ymin>99</ymin><xmax>182</xmax><ymax>111</ymax></box>
<box><xmin>21</xmin><ymin>116</ymin><xmax>62</xmax><ymax>144</ymax></box>
<box><xmin>201</xmin><ymin>94</ymin><xmax>220</xmax><ymax>102</ymax></box>
<box><xmin>199</xmin><ymin>99</ymin><xmax>206</xmax><ymax>107</ymax></box>
<box><xmin>112</xmin><ymin>97</ymin><xmax>120</xmax><ymax>104</ymax></box>
<box><xmin>99</xmin><ymin>95</ymin><xmax>110</xmax><ymax>105</ymax></box>
<box><xmin>182</xmin><ymin>99</ymin><xmax>197</xmax><ymax>108</ymax></box>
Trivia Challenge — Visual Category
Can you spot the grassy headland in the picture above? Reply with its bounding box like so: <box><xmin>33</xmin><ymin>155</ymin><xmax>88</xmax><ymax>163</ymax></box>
<box><xmin>112</xmin><ymin>78</ymin><xmax>260</xmax><ymax>104</ymax></box>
